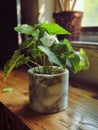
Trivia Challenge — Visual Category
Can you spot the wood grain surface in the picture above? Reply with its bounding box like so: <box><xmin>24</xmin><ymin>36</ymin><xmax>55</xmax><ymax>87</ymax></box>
<box><xmin>0</xmin><ymin>66</ymin><xmax>98</xmax><ymax>130</ymax></box>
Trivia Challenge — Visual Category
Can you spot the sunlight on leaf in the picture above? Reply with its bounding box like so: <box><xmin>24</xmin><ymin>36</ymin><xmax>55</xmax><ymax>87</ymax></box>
<box><xmin>40</xmin><ymin>23</ymin><xmax>70</xmax><ymax>35</ymax></box>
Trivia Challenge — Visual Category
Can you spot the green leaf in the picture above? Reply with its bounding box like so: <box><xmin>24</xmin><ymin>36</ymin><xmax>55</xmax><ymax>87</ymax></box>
<box><xmin>14</xmin><ymin>24</ymin><xmax>35</xmax><ymax>35</ymax></box>
<box><xmin>63</xmin><ymin>39</ymin><xmax>73</xmax><ymax>51</ymax></box>
<box><xmin>53</xmin><ymin>39</ymin><xmax>73</xmax><ymax>54</ymax></box>
<box><xmin>80</xmin><ymin>48</ymin><xmax>90</xmax><ymax>69</ymax></box>
<box><xmin>2</xmin><ymin>88</ymin><xmax>13</xmax><ymax>93</ymax></box>
<box><xmin>29</xmin><ymin>47</ymin><xmax>41</xmax><ymax>58</ymax></box>
<box><xmin>66</xmin><ymin>49</ymin><xmax>90</xmax><ymax>73</ymax></box>
<box><xmin>51</xmin><ymin>39</ymin><xmax>74</xmax><ymax>66</ymax></box>
<box><xmin>15</xmin><ymin>56</ymin><xmax>30</xmax><ymax>68</ymax></box>
<box><xmin>18</xmin><ymin>37</ymin><xmax>34</xmax><ymax>51</ymax></box>
<box><xmin>38</xmin><ymin>45</ymin><xmax>62</xmax><ymax>66</ymax></box>
<box><xmin>40</xmin><ymin>23</ymin><xmax>70</xmax><ymax>35</ymax></box>
<box><xmin>66</xmin><ymin>52</ymin><xmax>81</xmax><ymax>73</ymax></box>
<box><xmin>4</xmin><ymin>50</ymin><xmax>30</xmax><ymax>81</ymax></box>
<box><xmin>4</xmin><ymin>50</ymin><xmax>20</xmax><ymax>81</ymax></box>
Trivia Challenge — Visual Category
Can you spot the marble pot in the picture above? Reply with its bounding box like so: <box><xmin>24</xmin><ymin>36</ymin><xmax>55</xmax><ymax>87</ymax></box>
<box><xmin>28</xmin><ymin>67</ymin><xmax>69</xmax><ymax>113</ymax></box>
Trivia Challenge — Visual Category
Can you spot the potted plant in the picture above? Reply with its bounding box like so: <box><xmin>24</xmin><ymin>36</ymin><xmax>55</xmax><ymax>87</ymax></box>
<box><xmin>53</xmin><ymin>0</ymin><xmax>83</xmax><ymax>41</ymax></box>
<box><xmin>4</xmin><ymin>23</ymin><xmax>90</xmax><ymax>113</ymax></box>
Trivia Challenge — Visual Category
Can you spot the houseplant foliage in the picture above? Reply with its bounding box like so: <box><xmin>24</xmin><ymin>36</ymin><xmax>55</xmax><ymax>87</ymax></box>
<box><xmin>4</xmin><ymin>23</ymin><xmax>90</xmax><ymax>81</ymax></box>
<box><xmin>3</xmin><ymin>23</ymin><xmax>90</xmax><ymax>113</ymax></box>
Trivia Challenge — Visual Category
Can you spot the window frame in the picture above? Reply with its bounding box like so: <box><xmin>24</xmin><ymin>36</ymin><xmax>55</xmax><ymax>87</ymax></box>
<box><xmin>80</xmin><ymin>27</ymin><xmax>98</xmax><ymax>42</ymax></box>
<box><xmin>82</xmin><ymin>27</ymin><xmax>98</xmax><ymax>33</ymax></box>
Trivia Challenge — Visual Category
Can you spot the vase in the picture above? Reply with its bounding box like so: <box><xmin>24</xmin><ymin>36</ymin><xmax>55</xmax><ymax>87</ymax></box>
<box><xmin>53</xmin><ymin>11</ymin><xmax>83</xmax><ymax>41</ymax></box>
<box><xmin>28</xmin><ymin>67</ymin><xmax>69</xmax><ymax>113</ymax></box>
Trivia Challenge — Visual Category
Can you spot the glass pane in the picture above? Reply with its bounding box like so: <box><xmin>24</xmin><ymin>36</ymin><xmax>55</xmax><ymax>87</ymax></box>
<box><xmin>82</xmin><ymin>0</ymin><xmax>98</xmax><ymax>27</ymax></box>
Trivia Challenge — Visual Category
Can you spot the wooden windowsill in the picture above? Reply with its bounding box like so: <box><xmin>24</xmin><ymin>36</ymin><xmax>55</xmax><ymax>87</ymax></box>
<box><xmin>0</xmin><ymin>67</ymin><xmax>98</xmax><ymax>130</ymax></box>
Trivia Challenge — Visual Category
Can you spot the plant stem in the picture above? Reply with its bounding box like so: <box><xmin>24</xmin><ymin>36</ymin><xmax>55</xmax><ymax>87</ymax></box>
<box><xmin>26</xmin><ymin>63</ymin><xmax>32</xmax><ymax>68</ymax></box>
<box><xmin>43</xmin><ymin>54</ymin><xmax>51</xmax><ymax>73</ymax></box>
<box><xmin>29</xmin><ymin>60</ymin><xmax>41</xmax><ymax>67</ymax></box>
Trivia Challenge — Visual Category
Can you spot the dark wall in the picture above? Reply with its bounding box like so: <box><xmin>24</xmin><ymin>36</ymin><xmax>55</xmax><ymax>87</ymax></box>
<box><xmin>0</xmin><ymin>0</ymin><xmax>18</xmax><ymax>66</ymax></box>
<box><xmin>21</xmin><ymin>0</ymin><xmax>38</xmax><ymax>25</ymax></box>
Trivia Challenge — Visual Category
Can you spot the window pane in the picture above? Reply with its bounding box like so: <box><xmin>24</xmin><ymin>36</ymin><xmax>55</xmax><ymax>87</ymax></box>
<box><xmin>82</xmin><ymin>0</ymin><xmax>98</xmax><ymax>27</ymax></box>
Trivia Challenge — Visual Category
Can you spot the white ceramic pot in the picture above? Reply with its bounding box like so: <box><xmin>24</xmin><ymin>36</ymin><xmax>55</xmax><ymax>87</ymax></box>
<box><xmin>28</xmin><ymin>67</ymin><xmax>69</xmax><ymax>113</ymax></box>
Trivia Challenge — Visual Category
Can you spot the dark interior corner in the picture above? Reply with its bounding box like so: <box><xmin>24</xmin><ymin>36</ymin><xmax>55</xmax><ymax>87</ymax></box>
<box><xmin>0</xmin><ymin>0</ymin><xmax>19</xmax><ymax>67</ymax></box>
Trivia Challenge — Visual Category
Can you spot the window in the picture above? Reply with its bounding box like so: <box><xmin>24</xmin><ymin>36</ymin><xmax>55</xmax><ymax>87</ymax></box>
<box><xmin>80</xmin><ymin>0</ymin><xmax>98</xmax><ymax>42</ymax></box>
<box><xmin>82</xmin><ymin>0</ymin><xmax>98</xmax><ymax>27</ymax></box>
